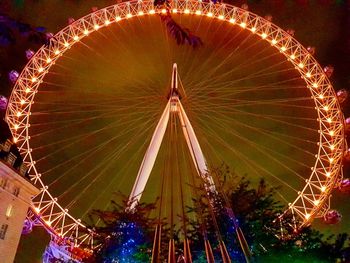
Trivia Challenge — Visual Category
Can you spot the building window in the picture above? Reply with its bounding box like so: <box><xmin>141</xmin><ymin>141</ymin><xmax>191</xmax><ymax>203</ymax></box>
<box><xmin>6</xmin><ymin>204</ymin><xmax>13</xmax><ymax>218</ymax></box>
<box><xmin>0</xmin><ymin>224</ymin><xmax>8</xmax><ymax>240</ymax></box>
<box><xmin>13</xmin><ymin>187</ymin><xmax>20</xmax><ymax>197</ymax></box>
<box><xmin>0</xmin><ymin>178</ymin><xmax>7</xmax><ymax>189</ymax></box>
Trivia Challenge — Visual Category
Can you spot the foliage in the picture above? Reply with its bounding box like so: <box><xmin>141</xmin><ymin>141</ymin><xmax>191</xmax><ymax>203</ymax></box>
<box><xmin>85</xmin><ymin>168</ymin><xmax>350</xmax><ymax>262</ymax></box>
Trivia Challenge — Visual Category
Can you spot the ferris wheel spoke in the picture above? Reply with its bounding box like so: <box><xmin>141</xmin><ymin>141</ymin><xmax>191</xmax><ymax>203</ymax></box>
<box><xmin>197</xmin><ymin>119</ymin><xmax>299</xmax><ymax>194</ymax></box>
<box><xmin>80</xmin><ymin>134</ymin><xmax>152</xmax><ymax>220</ymax></box>
<box><xmin>46</xmin><ymin>114</ymin><xmax>156</xmax><ymax>189</ymax></box>
<box><xmin>56</xmin><ymin>113</ymin><xmax>158</xmax><ymax>201</ymax></box>
<box><xmin>202</xmin><ymin>131</ymin><xmax>291</xmax><ymax>205</ymax></box>
<box><xmin>30</xmin><ymin>103</ymin><xmax>158</xmax><ymax>138</ymax></box>
<box><xmin>198</xmin><ymin>113</ymin><xmax>314</xmax><ymax>171</ymax></box>
<box><xmin>196</xmin><ymin>113</ymin><xmax>311</xmax><ymax>181</ymax></box>
<box><xmin>188</xmin><ymin>48</ymin><xmax>288</xmax><ymax>94</ymax></box>
<box><xmin>192</xmin><ymin>107</ymin><xmax>317</xmax><ymax>154</ymax></box>
<box><xmin>189</xmin><ymin>63</ymin><xmax>296</xmax><ymax>96</ymax></box>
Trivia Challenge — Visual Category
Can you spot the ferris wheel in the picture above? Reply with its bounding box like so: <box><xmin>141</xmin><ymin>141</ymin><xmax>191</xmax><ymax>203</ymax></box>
<box><xmin>5</xmin><ymin>0</ymin><xmax>347</xmax><ymax>260</ymax></box>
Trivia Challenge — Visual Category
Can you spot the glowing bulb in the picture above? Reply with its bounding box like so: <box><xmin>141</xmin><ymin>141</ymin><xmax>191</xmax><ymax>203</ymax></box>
<box><xmin>195</xmin><ymin>10</ymin><xmax>201</xmax><ymax>15</ymax></box>
<box><xmin>25</xmin><ymin>88</ymin><xmax>31</xmax><ymax>93</ymax></box>
<box><xmin>64</xmin><ymin>42</ymin><xmax>69</xmax><ymax>47</ymax></box>
<box><xmin>16</xmin><ymin>111</ymin><xmax>21</xmax><ymax>117</ymax></box>
<box><xmin>126</xmin><ymin>13</ymin><xmax>132</xmax><ymax>18</ymax></box>
<box><xmin>149</xmin><ymin>9</ymin><xmax>155</xmax><ymax>14</ymax></box>
<box><xmin>105</xmin><ymin>20</ymin><xmax>110</xmax><ymax>25</ymax></box>
<box><xmin>138</xmin><ymin>11</ymin><xmax>144</xmax><ymax>16</ymax></box>
<box><xmin>161</xmin><ymin>9</ymin><xmax>167</xmax><ymax>14</ymax></box>
<box><xmin>13</xmin><ymin>137</ymin><xmax>18</xmax><ymax>143</ymax></box>
<box><xmin>184</xmin><ymin>9</ymin><xmax>190</xmax><ymax>14</ymax></box>
<box><xmin>314</xmin><ymin>200</ymin><xmax>320</xmax><ymax>205</ymax></box>
<box><xmin>84</xmin><ymin>29</ymin><xmax>89</xmax><ymax>35</ymax></box>
<box><xmin>54</xmin><ymin>50</ymin><xmax>60</xmax><ymax>55</ymax></box>
<box><xmin>281</xmin><ymin>46</ymin><xmax>286</xmax><ymax>51</ymax></box>
<box><xmin>306</xmin><ymin>72</ymin><xmax>311</xmax><ymax>78</ymax></box>
<box><xmin>312</xmin><ymin>83</ymin><xmax>318</xmax><ymax>88</ymax></box>
<box><xmin>327</xmin><ymin>118</ymin><xmax>332</xmax><ymax>123</ymax></box>
<box><xmin>326</xmin><ymin>172</ymin><xmax>331</xmax><ymax>177</ymax></box>
<box><xmin>319</xmin><ymin>94</ymin><xmax>324</xmax><ymax>99</ymax></box>
<box><xmin>290</xmin><ymin>54</ymin><xmax>295</xmax><ymax>60</ymax></box>
<box><xmin>38</xmin><ymin>67</ymin><xmax>44</xmax><ymax>73</ymax></box>
<box><xmin>172</xmin><ymin>9</ymin><xmax>178</xmax><ymax>13</ymax></box>
<box><xmin>31</xmin><ymin>77</ymin><xmax>37</xmax><ymax>83</ymax></box>
<box><xmin>330</xmin><ymin>145</ymin><xmax>335</xmax><ymax>151</ymax></box>
<box><xmin>329</xmin><ymin>130</ymin><xmax>334</xmax><ymax>136</ymax></box>
<box><xmin>94</xmin><ymin>24</ymin><xmax>99</xmax><ymax>30</ymax></box>
<box><xmin>323</xmin><ymin>106</ymin><xmax>329</xmax><ymax>111</ymax></box>
<box><xmin>298</xmin><ymin>63</ymin><xmax>304</xmax><ymax>68</ymax></box>
<box><xmin>261</xmin><ymin>33</ymin><xmax>267</xmax><ymax>39</ymax></box>
<box><xmin>218</xmin><ymin>15</ymin><xmax>224</xmax><ymax>20</ymax></box>
<box><xmin>20</xmin><ymin>99</ymin><xmax>25</xmax><ymax>105</ymax></box>
<box><xmin>207</xmin><ymin>12</ymin><xmax>213</xmax><ymax>17</ymax></box>
<box><xmin>240</xmin><ymin>22</ymin><xmax>246</xmax><ymax>28</ymax></box>
<box><xmin>73</xmin><ymin>35</ymin><xmax>79</xmax><ymax>41</ymax></box>
<box><xmin>229</xmin><ymin>18</ymin><xmax>236</xmax><ymax>24</ymax></box>
<box><xmin>14</xmin><ymin>124</ymin><xmax>19</xmax><ymax>130</ymax></box>
<box><xmin>46</xmin><ymin>58</ymin><xmax>52</xmax><ymax>63</ymax></box>
<box><xmin>34</xmin><ymin>207</ymin><xmax>40</xmax><ymax>213</ymax></box>
<box><xmin>305</xmin><ymin>213</ymin><xmax>310</xmax><ymax>219</ymax></box>
<box><xmin>321</xmin><ymin>186</ymin><xmax>326</xmax><ymax>192</ymax></box>
<box><xmin>45</xmin><ymin>220</ymin><xmax>51</xmax><ymax>226</ymax></box>
<box><xmin>271</xmin><ymin>39</ymin><xmax>277</xmax><ymax>45</ymax></box>
<box><xmin>329</xmin><ymin>157</ymin><xmax>334</xmax><ymax>163</ymax></box>
<box><xmin>116</xmin><ymin>16</ymin><xmax>121</xmax><ymax>21</ymax></box>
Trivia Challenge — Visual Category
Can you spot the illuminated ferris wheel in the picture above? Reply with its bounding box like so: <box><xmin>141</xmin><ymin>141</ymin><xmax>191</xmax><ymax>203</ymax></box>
<box><xmin>5</xmin><ymin>0</ymin><xmax>347</xmax><ymax>260</ymax></box>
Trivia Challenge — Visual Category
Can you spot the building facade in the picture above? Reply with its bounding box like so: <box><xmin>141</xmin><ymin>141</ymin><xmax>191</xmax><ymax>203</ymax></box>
<box><xmin>0</xmin><ymin>139</ymin><xmax>39</xmax><ymax>263</ymax></box>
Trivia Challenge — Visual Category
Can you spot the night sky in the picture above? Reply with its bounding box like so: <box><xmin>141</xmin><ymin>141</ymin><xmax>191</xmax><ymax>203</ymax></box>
<box><xmin>0</xmin><ymin>1</ymin><xmax>349</xmax><ymax>262</ymax></box>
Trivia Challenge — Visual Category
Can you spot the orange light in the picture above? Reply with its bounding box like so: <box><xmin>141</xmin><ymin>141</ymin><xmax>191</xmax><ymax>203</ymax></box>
<box><xmin>84</xmin><ymin>29</ymin><xmax>89</xmax><ymax>35</ymax></box>
<box><xmin>327</xmin><ymin>118</ymin><xmax>332</xmax><ymax>123</ymax></box>
<box><xmin>16</xmin><ymin>111</ymin><xmax>21</xmax><ymax>117</ymax></box>
<box><xmin>126</xmin><ymin>13</ymin><xmax>132</xmax><ymax>18</ymax></box>
<box><xmin>94</xmin><ymin>24</ymin><xmax>99</xmax><ymax>30</ymax></box>
<box><xmin>20</xmin><ymin>99</ymin><xmax>25</xmax><ymax>105</ymax></box>
<box><xmin>25</xmin><ymin>88</ymin><xmax>31</xmax><ymax>93</ymax></box>
<box><xmin>54</xmin><ymin>50</ymin><xmax>60</xmax><ymax>55</ymax></box>
<box><xmin>31</xmin><ymin>77</ymin><xmax>37</xmax><ymax>83</ymax></box>
<box><xmin>329</xmin><ymin>130</ymin><xmax>334</xmax><ymax>136</ymax></box>
<box><xmin>312</xmin><ymin>83</ymin><xmax>318</xmax><ymax>88</ymax></box>
<box><xmin>64</xmin><ymin>42</ymin><xmax>69</xmax><ymax>47</ymax></box>
<box><xmin>314</xmin><ymin>200</ymin><xmax>320</xmax><ymax>205</ymax></box>
<box><xmin>184</xmin><ymin>9</ymin><xmax>190</xmax><ymax>14</ymax></box>
<box><xmin>172</xmin><ymin>9</ymin><xmax>178</xmax><ymax>13</ymax></box>
<box><xmin>261</xmin><ymin>33</ymin><xmax>267</xmax><ymax>39</ymax></box>
<box><xmin>116</xmin><ymin>16</ymin><xmax>121</xmax><ymax>21</ymax></box>
<box><xmin>290</xmin><ymin>54</ymin><xmax>295</xmax><ymax>60</ymax></box>
<box><xmin>46</xmin><ymin>58</ymin><xmax>52</xmax><ymax>63</ymax></box>
<box><xmin>161</xmin><ymin>9</ymin><xmax>167</xmax><ymax>14</ymax></box>
<box><xmin>149</xmin><ymin>9</ymin><xmax>155</xmax><ymax>14</ymax></box>
<box><xmin>281</xmin><ymin>46</ymin><xmax>286</xmax><ymax>51</ymax></box>
<box><xmin>326</xmin><ymin>172</ymin><xmax>331</xmax><ymax>177</ymax></box>
<box><xmin>138</xmin><ymin>11</ymin><xmax>144</xmax><ymax>16</ymax></box>
<box><xmin>207</xmin><ymin>12</ymin><xmax>213</xmax><ymax>17</ymax></box>
<box><xmin>240</xmin><ymin>22</ymin><xmax>246</xmax><ymax>28</ymax></box>
<box><xmin>229</xmin><ymin>18</ymin><xmax>236</xmax><ymax>24</ymax></box>
<box><xmin>319</xmin><ymin>94</ymin><xmax>324</xmax><ymax>99</ymax></box>
<box><xmin>306</xmin><ymin>72</ymin><xmax>311</xmax><ymax>78</ymax></box>
<box><xmin>218</xmin><ymin>15</ymin><xmax>224</xmax><ymax>20</ymax></box>
<box><xmin>321</xmin><ymin>186</ymin><xmax>326</xmax><ymax>192</ymax></box>
<box><xmin>298</xmin><ymin>63</ymin><xmax>304</xmax><ymax>68</ymax></box>
<box><xmin>271</xmin><ymin>39</ymin><xmax>277</xmax><ymax>45</ymax></box>
<box><xmin>105</xmin><ymin>20</ymin><xmax>110</xmax><ymax>25</ymax></box>
<box><xmin>195</xmin><ymin>10</ymin><xmax>201</xmax><ymax>15</ymax></box>
<box><xmin>73</xmin><ymin>35</ymin><xmax>79</xmax><ymax>41</ymax></box>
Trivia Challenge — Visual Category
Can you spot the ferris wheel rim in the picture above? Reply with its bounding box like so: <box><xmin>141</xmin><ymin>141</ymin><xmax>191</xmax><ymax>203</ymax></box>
<box><xmin>5</xmin><ymin>0</ymin><xmax>346</xmax><ymax>247</ymax></box>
